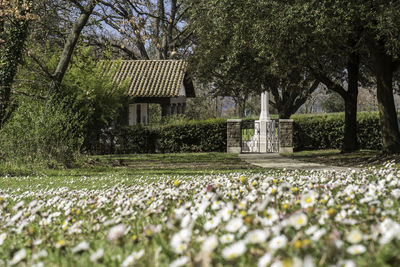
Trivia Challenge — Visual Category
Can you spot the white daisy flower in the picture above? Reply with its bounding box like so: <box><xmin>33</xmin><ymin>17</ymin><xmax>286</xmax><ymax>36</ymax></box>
<box><xmin>71</xmin><ymin>241</ymin><xmax>90</xmax><ymax>253</ymax></box>
<box><xmin>169</xmin><ymin>256</ymin><xmax>188</xmax><ymax>267</ymax></box>
<box><xmin>9</xmin><ymin>249</ymin><xmax>26</xmax><ymax>266</ymax></box>
<box><xmin>222</xmin><ymin>241</ymin><xmax>247</xmax><ymax>260</ymax></box>
<box><xmin>0</xmin><ymin>233</ymin><xmax>6</xmax><ymax>246</ymax></box>
<box><xmin>107</xmin><ymin>224</ymin><xmax>126</xmax><ymax>241</ymax></box>
<box><xmin>338</xmin><ymin>259</ymin><xmax>356</xmax><ymax>267</ymax></box>
<box><xmin>122</xmin><ymin>249</ymin><xmax>144</xmax><ymax>267</ymax></box>
<box><xmin>32</xmin><ymin>250</ymin><xmax>48</xmax><ymax>261</ymax></box>
<box><xmin>261</xmin><ymin>208</ymin><xmax>279</xmax><ymax>226</ymax></box>
<box><xmin>347</xmin><ymin>244</ymin><xmax>366</xmax><ymax>255</ymax></box>
<box><xmin>204</xmin><ymin>216</ymin><xmax>221</xmax><ymax>231</ymax></box>
<box><xmin>301</xmin><ymin>191</ymin><xmax>318</xmax><ymax>208</ymax></box>
<box><xmin>257</xmin><ymin>253</ymin><xmax>272</xmax><ymax>267</ymax></box>
<box><xmin>245</xmin><ymin>229</ymin><xmax>269</xmax><ymax>244</ymax></box>
<box><xmin>383</xmin><ymin>199</ymin><xmax>393</xmax><ymax>208</ymax></box>
<box><xmin>202</xmin><ymin>235</ymin><xmax>218</xmax><ymax>253</ymax></box>
<box><xmin>90</xmin><ymin>248</ymin><xmax>104</xmax><ymax>262</ymax></box>
<box><xmin>289</xmin><ymin>213</ymin><xmax>308</xmax><ymax>230</ymax></box>
<box><xmin>225</xmin><ymin>217</ymin><xmax>243</xmax><ymax>233</ymax></box>
<box><xmin>311</xmin><ymin>228</ymin><xmax>327</xmax><ymax>241</ymax></box>
<box><xmin>220</xmin><ymin>234</ymin><xmax>235</xmax><ymax>244</ymax></box>
<box><xmin>269</xmin><ymin>235</ymin><xmax>287</xmax><ymax>251</ymax></box>
<box><xmin>346</xmin><ymin>229</ymin><xmax>363</xmax><ymax>244</ymax></box>
<box><xmin>170</xmin><ymin>228</ymin><xmax>192</xmax><ymax>254</ymax></box>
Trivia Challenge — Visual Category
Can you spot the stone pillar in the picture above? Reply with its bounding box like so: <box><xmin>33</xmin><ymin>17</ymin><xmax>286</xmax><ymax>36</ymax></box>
<box><xmin>279</xmin><ymin>119</ymin><xmax>294</xmax><ymax>154</ymax></box>
<box><xmin>227</xmin><ymin>119</ymin><xmax>242</xmax><ymax>153</ymax></box>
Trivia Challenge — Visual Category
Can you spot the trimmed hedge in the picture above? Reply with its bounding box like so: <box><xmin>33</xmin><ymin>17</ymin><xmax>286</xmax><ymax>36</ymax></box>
<box><xmin>155</xmin><ymin>119</ymin><xmax>227</xmax><ymax>153</ymax></box>
<box><xmin>292</xmin><ymin>112</ymin><xmax>382</xmax><ymax>151</ymax></box>
<box><xmin>96</xmin><ymin>112</ymin><xmax>386</xmax><ymax>154</ymax></box>
<box><xmin>98</xmin><ymin>119</ymin><xmax>227</xmax><ymax>154</ymax></box>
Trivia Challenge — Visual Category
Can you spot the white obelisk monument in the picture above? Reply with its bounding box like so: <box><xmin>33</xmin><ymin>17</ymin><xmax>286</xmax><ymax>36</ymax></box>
<box><xmin>257</xmin><ymin>91</ymin><xmax>271</xmax><ymax>152</ymax></box>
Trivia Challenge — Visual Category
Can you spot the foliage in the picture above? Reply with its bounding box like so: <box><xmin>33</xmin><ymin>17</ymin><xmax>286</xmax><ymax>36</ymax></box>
<box><xmin>58</xmin><ymin>47</ymin><xmax>127</xmax><ymax>153</ymax></box>
<box><xmin>0</xmin><ymin>46</ymin><xmax>126</xmax><ymax>167</ymax></box>
<box><xmin>155</xmin><ymin>118</ymin><xmax>227</xmax><ymax>153</ymax></box>
<box><xmin>0</xmin><ymin>100</ymin><xmax>84</xmax><ymax>168</ymax></box>
<box><xmin>101</xmin><ymin>125</ymin><xmax>156</xmax><ymax>155</ymax></box>
<box><xmin>99</xmin><ymin>119</ymin><xmax>227</xmax><ymax>154</ymax></box>
<box><xmin>0</xmin><ymin>0</ymin><xmax>33</xmax><ymax>127</ymax></box>
<box><xmin>293</xmin><ymin>112</ymin><xmax>382</xmax><ymax>151</ymax></box>
<box><xmin>321</xmin><ymin>92</ymin><xmax>345</xmax><ymax>113</ymax></box>
<box><xmin>187</xmin><ymin>0</ymin><xmax>319</xmax><ymax>118</ymax></box>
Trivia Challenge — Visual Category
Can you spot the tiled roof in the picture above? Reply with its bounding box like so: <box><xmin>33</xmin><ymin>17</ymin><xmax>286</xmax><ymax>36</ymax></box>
<box><xmin>103</xmin><ymin>60</ymin><xmax>190</xmax><ymax>98</ymax></box>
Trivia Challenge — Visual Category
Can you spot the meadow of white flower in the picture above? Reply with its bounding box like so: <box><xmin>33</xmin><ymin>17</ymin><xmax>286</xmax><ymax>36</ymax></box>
<box><xmin>1</xmin><ymin>163</ymin><xmax>400</xmax><ymax>266</ymax></box>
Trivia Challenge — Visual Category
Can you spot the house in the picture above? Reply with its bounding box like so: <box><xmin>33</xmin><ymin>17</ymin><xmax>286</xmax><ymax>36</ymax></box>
<box><xmin>104</xmin><ymin>60</ymin><xmax>195</xmax><ymax>126</ymax></box>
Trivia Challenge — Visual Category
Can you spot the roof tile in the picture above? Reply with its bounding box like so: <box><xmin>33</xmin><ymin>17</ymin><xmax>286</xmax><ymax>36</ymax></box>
<box><xmin>105</xmin><ymin>60</ymin><xmax>188</xmax><ymax>98</ymax></box>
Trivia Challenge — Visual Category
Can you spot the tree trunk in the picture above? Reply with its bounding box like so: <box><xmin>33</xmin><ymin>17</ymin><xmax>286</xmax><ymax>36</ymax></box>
<box><xmin>315</xmin><ymin>52</ymin><xmax>360</xmax><ymax>153</ymax></box>
<box><xmin>50</xmin><ymin>0</ymin><xmax>97</xmax><ymax>94</ymax></box>
<box><xmin>342</xmin><ymin>53</ymin><xmax>359</xmax><ymax>152</ymax></box>
<box><xmin>235</xmin><ymin>97</ymin><xmax>246</xmax><ymax>118</ymax></box>
<box><xmin>375</xmin><ymin>48</ymin><xmax>400</xmax><ymax>153</ymax></box>
<box><xmin>0</xmin><ymin>18</ymin><xmax>29</xmax><ymax>128</ymax></box>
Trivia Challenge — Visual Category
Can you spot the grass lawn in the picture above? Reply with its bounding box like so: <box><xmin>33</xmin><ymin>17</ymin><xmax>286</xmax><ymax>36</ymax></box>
<box><xmin>0</xmin><ymin>153</ymin><xmax>262</xmax><ymax>178</ymax></box>
<box><xmin>1</xmin><ymin>153</ymin><xmax>400</xmax><ymax>266</ymax></box>
<box><xmin>283</xmin><ymin>149</ymin><xmax>400</xmax><ymax>168</ymax></box>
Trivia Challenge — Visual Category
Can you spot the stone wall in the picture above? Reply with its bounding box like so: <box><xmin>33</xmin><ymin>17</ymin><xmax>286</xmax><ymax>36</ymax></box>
<box><xmin>227</xmin><ymin>119</ymin><xmax>242</xmax><ymax>153</ymax></box>
<box><xmin>279</xmin><ymin>119</ymin><xmax>294</xmax><ymax>154</ymax></box>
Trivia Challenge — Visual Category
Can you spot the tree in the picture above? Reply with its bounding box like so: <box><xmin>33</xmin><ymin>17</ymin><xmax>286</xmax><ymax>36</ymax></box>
<box><xmin>188</xmin><ymin>0</ymin><xmax>319</xmax><ymax>118</ymax></box>
<box><xmin>311</xmin><ymin>0</ymin><xmax>400</xmax><ymax>153</ymax></box>
<box><xmin>321</xmin><ymin>92</ymin><xmax>345</xmax><ymax>113</ymax></box>
<box><xmin>0</xmin><ymin>0</ymin><xmax>35</xmax><ymax>128</ymax></box>
<box><xmin>50</xmin><ymin>0</ymin><xmax>99</xmax><ymax>94</ymax></box>
<box><xmin>252</xmin><ymin>0</ymin><xmax>363</xmax><ymax>152</ymax></box>
<box><xmin>89</xmin><ymin>0</ymin><xmax>192</xmax><ymax>60</ymax></box>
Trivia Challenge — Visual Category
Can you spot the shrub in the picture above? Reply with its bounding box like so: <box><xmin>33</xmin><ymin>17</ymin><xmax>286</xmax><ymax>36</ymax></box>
<box><xmin>114</xmin><ymin>125</ymin><xmax>156</xmax><ymax>154</ymax></box>
<box><xmin>0</xmin><ymin>101</ymin><xmax>84</xmax><ymax>168</ymax></box>
<box><xmin>95</xmin><ymin>112</ymin><xmax>384</xmax><ymax>154</ymax></box>
<box><xmin>154</xmin><ymin>119</ymin><xmax>227</xmax><ymax>153</ymax></box>
<box><xmin>292</xmin><ymin>112</ymin><xmax>382</xmax><ymax>151</ymax></box>
<box><xmin>98</xmin><ymin>119</ymin><xmax>227</xmax><ymax>154</ymax></box>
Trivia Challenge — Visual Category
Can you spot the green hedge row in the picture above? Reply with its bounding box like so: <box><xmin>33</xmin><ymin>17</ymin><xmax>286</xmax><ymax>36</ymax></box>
<box><xmin>97</xmin><ymin>112</ymin><xmax>384</xmax><ymax>154</ymax></box>
<box><xmin>98</xmin><ymin>119</ymin><xmax>227</xmax><ymax>154</ymax></box>
<box><xmin>155</xmin><ymin>119</ymin><xmax>227</xmax><ymax>152</ymax></box>
<box><xmin>292</xmin><ymin>112</ymin><xmax>382</xmax><ymax>151</ymax></box>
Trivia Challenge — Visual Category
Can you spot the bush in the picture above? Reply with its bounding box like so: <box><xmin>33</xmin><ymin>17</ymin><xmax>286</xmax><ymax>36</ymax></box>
<box><xmin>155</xmin><ymin>119</ymin><xmax>227</xmax><ymax>153</ymax></box>
<box><xmin>107</xmin><ymin>125</ymin><xmax>156</xmax><ymax>154</ymax></box>
<box><xmin>0</xmin><ymin>101</ymin><xmax>84</xmax><ymax>168</ymax></box>
<box><xmin>292</xmin><ymin>112</ymin><xmax>382</xmax><ymax>151</ymax></box>
<box><xmin>95</xmin><ymin>112</ymin><xmax>384</xmax><ymax>155</ymax></box>
<box><xmin>98</xmin><ymin>119</ymin><xmax>227</xmax><ymax>154</ymax></box>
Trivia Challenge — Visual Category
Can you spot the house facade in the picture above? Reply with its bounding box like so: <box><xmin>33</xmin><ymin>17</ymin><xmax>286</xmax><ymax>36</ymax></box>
<box><xmin>105</xmin><ymin>60</ymin><xmax>195</xmax><ymax>126</ymax></box>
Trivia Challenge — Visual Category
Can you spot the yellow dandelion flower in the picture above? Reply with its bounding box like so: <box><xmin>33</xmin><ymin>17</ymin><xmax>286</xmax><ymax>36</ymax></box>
<box><xmin>293</xmin><ymin>240</ymin><xmax>302</xmax><ymax>249</ymax></box>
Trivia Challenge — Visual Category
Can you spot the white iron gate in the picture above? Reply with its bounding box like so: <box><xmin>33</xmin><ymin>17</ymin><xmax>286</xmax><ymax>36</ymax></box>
<box><xmin>241</xmin><ymin>120</ymin><xmax>279</xmax><ymax>153</ymax></box>
<box><xmin>266</xmin><ymin>120</ymin><xmax>279</xmax><ymax>153</ymax></box>
<box><xmin>241</xmin><ymin>121</ymin><xmax>260</xmax><ymax>153</ymax></box>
